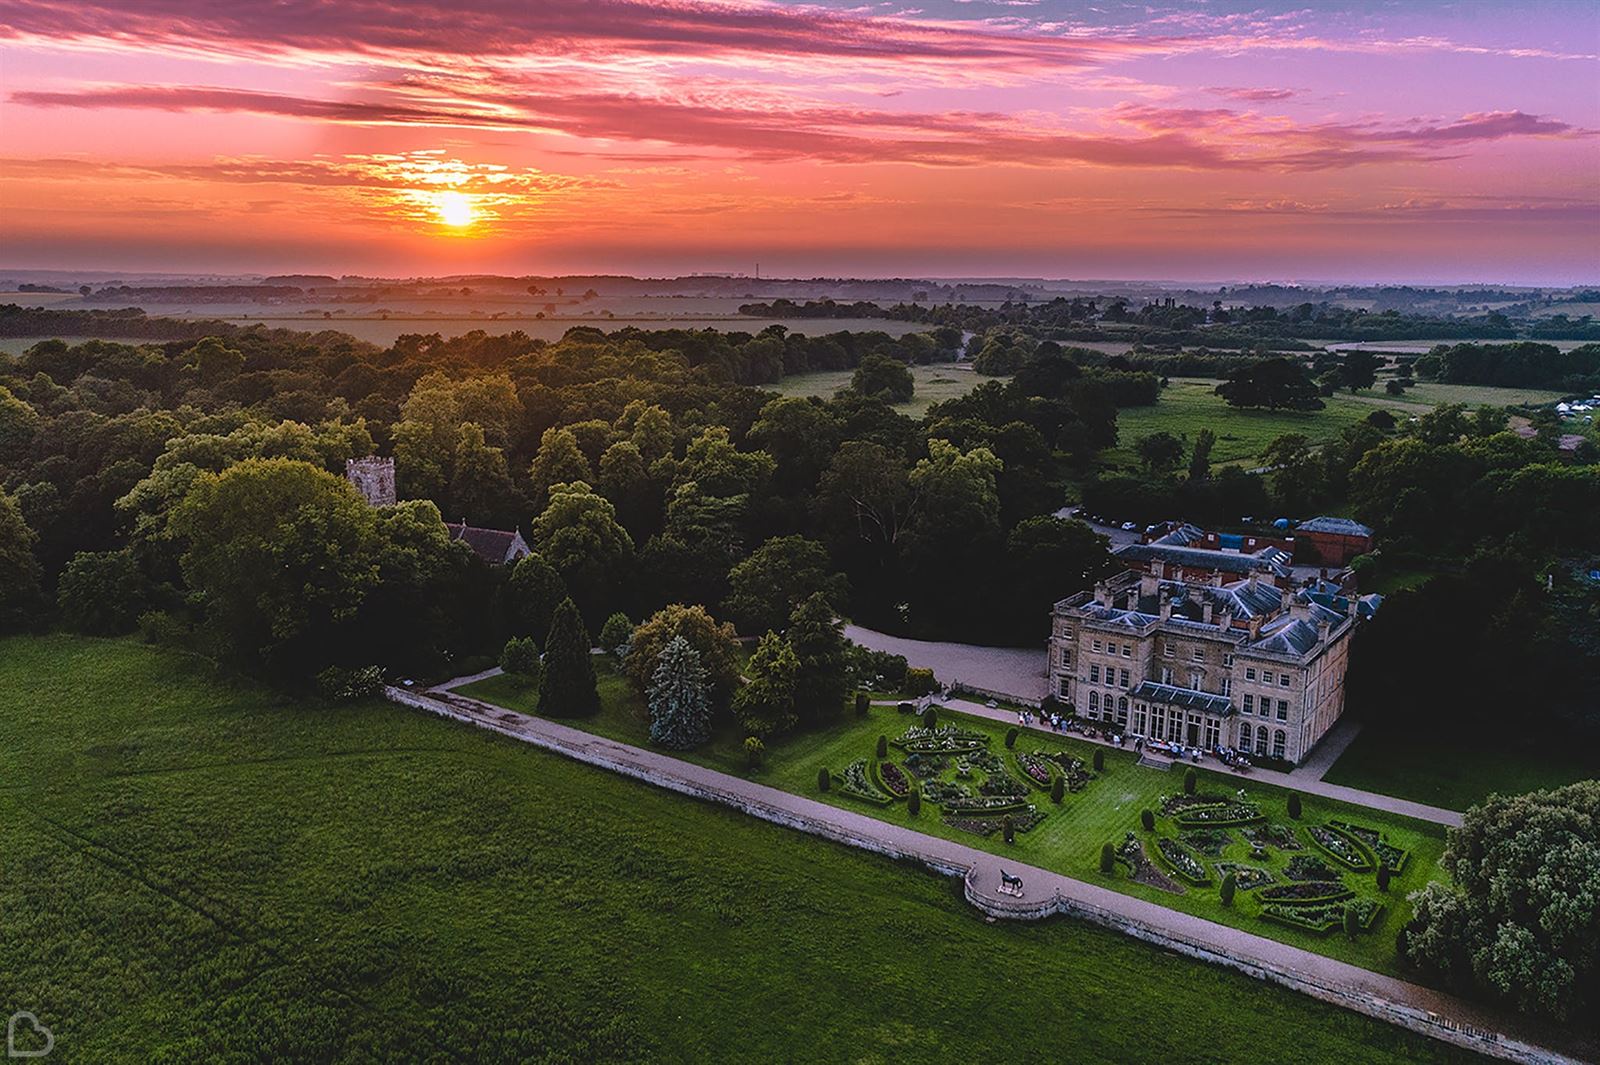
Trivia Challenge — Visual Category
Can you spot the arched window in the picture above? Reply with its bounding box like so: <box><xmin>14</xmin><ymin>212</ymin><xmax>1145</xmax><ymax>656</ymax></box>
<box><xmin>1239</xmin><ymin>727</ymin><xmax>1253</xmax><ymax>753</ymax></box>
<box><xmin>1117</xmin><ymin>696</ymin><xmax>1129</xmax><ymax>727</ymax></box>
<box><xmin>1089</xmin><ymin>691</ymin><xmax>1099</xmax><ymax>713</ymax></box>
<box><xmin>1273</xmin><ymin>730</ymin><xmax>1287</xmax><ymax>759</ymax></box>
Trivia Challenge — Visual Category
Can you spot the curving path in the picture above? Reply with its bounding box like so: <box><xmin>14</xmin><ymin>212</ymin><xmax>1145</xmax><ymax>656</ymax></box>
<box><xmin>390</xmin><ymin>679</ymin><xmax>1578</xmax><ymax>1065</ymax></box>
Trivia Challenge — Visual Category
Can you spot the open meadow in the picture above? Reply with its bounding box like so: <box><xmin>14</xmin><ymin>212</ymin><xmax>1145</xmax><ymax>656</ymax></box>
<box><xmin>769</xmin><ymin>362</ymin><xmax>984</xmax><ymax>416</ymax></box>
<box><xmin>0</xmin><ymin>635</ymin><xmax>1487</xmax><ymax>1064</ymax></box>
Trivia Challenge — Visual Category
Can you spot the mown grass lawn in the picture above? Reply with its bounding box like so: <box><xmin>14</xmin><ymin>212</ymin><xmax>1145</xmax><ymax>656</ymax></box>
<box><xmin>461</xmin><ymin>665</ymin><xmax>1449</xmax><ymax>977</ymax></box>
<box><xmin>1324</xmin><ymin>726</ymin><xmax>1599</xmax><ymax>812</ymax></box>
<box><xmin>2</xmin><ymin>635</ymin><xmax>1489</xmax><ymax>1063</ymax></box>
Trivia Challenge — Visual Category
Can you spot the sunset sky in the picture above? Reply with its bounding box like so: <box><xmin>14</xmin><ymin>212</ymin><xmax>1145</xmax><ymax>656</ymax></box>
<box><xmin>1</xmin><ymin>0</ymin><xmax>1596</xmax><ymax>282</ymax></box>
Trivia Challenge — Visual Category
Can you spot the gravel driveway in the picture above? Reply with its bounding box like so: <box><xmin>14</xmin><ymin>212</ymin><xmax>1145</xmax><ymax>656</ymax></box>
<box><xmin>844</xmin><ymin>624</ymin><xmax>1047</xmax><ymax>701</ymax></box>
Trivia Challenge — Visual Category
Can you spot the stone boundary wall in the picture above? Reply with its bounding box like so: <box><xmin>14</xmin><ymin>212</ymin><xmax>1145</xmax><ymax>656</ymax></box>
<box><xmin>385</xmin><ymin>685</ymin><xmax>1577</xmax><ymax>1065</ymax></box>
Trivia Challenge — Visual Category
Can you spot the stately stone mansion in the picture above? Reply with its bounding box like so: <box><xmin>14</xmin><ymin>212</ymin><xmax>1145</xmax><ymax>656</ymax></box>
<box><xmin>1049</xmin><ymin>569</ymin><xmax>1382</xmax><ymax>765</ymax></box>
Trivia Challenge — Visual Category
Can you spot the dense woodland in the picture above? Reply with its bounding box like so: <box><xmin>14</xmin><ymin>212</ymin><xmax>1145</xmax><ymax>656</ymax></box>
<box><xmin>0</xmin><ymin>322</ymin><xmax>1595</xmax><ymax>727</ymax></box>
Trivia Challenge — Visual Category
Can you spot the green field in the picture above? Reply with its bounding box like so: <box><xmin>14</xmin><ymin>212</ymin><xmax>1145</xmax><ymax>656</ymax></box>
<box><xmin>770</xmin><ymin>363</ymin><xmax>983</xmax><ymax>416</ymax></box>
<box><xmin>1103</xmin><ymin>378</ymin><xmax>1571</xmax><ymax>470</ymax></box>
<box><xmin>1324</xmin><ymin>727</ymin><xmax>1599</xmax><ymax>811</ymax></box>
<box><xmin>0</xmin><ymin>635</ymin><xmax>1489</xmax><ymax>1064</ymax></box>
<box><xmin>460</xmin><ymin>665</ymin><xmax>1448</xmax><ymax>976</ymax></box>
<box><xmin>1105</xmin><ymin>379</ymin><xmax>1403</xmax><ymax>468</ymax></box>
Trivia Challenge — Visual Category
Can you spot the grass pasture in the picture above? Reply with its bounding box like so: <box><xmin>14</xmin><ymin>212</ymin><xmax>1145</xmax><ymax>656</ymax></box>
<box><xmin>0</xmin><ymin>635</ymin><xmax>1490</xmax><ymax>1064</ymax></box>
<box><xmin>769</xmin><ymin>362</ymin><xmax>983</xmax><ymax>416</ymax></box>
<box><xmin>460</xmin><ymin>666</ymin><xmax>1448</xmax><ymax>976</ymax></box>
<box><xmin>1106</xmin><ymin>379</ymin><xmax>1396</xmax><ymax>468</ymax></box>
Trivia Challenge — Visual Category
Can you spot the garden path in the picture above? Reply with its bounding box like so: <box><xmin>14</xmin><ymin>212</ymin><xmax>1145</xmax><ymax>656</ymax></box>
<box><xmin>395</xmin><ymin>679</ymin><xmax>1577</xmax><ymax>1065</ymax></box>
<box><xmin>945</xmin><ymin>697</ymin><xmax>1462</xmax><ymax>828</ymax></box>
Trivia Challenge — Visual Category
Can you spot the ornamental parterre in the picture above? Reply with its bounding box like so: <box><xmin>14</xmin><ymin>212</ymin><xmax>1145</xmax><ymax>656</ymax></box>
<box><xmin>1308</xmin><ymin>824</ymin><xmax>1374</xmax><ymax>871</ymax></box>
<box><xmin>1156</xmin><ymin>837</ymin><xmax>1211</xmax><ymax>885</ymax></box>
<box><xmin>837</xmin><ymin>759</ymin><xmax>893</xmax><ymax>804</ymax></box>
<box><xmin>893</xmin><ymin>725</ymin><xmax>987</xmax><ymax>755</ymax></box>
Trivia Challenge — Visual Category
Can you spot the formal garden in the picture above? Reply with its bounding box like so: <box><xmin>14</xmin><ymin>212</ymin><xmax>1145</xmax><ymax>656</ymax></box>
<box><xmin>458</xmin><ymin>661</ymin><xmax>1450</xmax><ymax>976</ymax></box>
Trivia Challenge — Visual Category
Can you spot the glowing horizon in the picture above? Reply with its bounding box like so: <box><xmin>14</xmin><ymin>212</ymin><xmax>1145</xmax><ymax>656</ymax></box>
<box><xmin>0</xmin><ymin>0</ymin><xmax>1596</xmax><ymax>284</ymax></box>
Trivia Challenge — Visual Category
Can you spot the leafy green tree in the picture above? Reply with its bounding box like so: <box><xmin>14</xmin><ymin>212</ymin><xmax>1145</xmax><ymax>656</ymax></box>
<box><xmin>528</xmin><ymin>427</ymin><xmax>592</xmax><ymax>511</ymax></box>
<box><xmin>538</xmin><ymin>598</ymin><xmax>599</xmax><ymax>717</ymax></box>
<box><xmin>170</xmin><ymin>458</ymin><xmax>379</xmax><ymax>672</ymax></box>
<box><xmin>1264</xmin><ymin>434</ymin><xmax>1325</xmax><ymax>514</ymax></box>
<box><xmin>788</xmin><ymin>592</ymin><xmax>850</xmax><ymax>727</ymax></box>
<box><xmin>598</xmin><ymin>612</ymin><xmax>634</xmax><ymax>656</ymax></box>
<box><xmin>0</xmin><ymin>384</ymin><xmax>41</xmax><ymax>465</ymax></box>
<box><xmin>448</xmin><ymin>422</ymin><xmax>517</xmax><ymax>525</ymax></box>
<box><xmin>532</xmin><ymin>481</ymin><xmax>634</xmax><ymax>619</ymax></box>
<box><xmin>1339</xmin><ymin>349</ymin><xmax>1381</xmax><ymax>392</ymax></box>
<box><xmin>724</xmin><ymin>534</ymin><xmax>848</xmax><ymax>635</ymax></box>
<box><xmin>596</xmin><ymin>440</ymin><xmax>659</xmax><ymax>539</ymax></box>
<box><xmin>1135</xmin><ymin>432</ymin><xmax>1185</xmax><ymax>475</ymax></box>
<box><xmin>625</xmin><ymin>604</ymin><xmax>741</xmax><ymax>711</ymax></box>
<box><xmin>500</xmin><ymin>636</ymin><xmax>542</xmax><ymax>687</ymax></box>
<box><xmin>747</xmin><ymin>396</ymin><xmax>842</xmax><ymax>494</ymax></box>
<box><xmin>1188</xmin><ymin>428</ymin><xmax>1216</xmax><ymax>482</ymax></box>
<box><xmin>57</xmin><ymin>548</ymin><xmax>150</xmax><ymax>634</ymax></box>
<box><xmin>734</xmin><ymin>630</ymin><xmax>800</xmax><ymax>736</ymax></box>
<box><xmin>743</xmin><ymin>735</ymin><xmax>765</xmax><ymax>769</ymax></box>
<box><xmin>850</xmin><ymin>353</ymin><xmax>914</xmax><ymax>402</ymax></box>
<box><xmin>1220</xmin><ymin>873</ymin><xmax>1237</xmax><ymax>907</ymax></box>
<box><xmin>815</xmin><ymin>440</ymin><xmax>913</xmax><ymax>563</ymax></box>
<box><xmin>648</xmin><ymin>635</ymin><xmax>713</xmax><ymax>749</ymax></box>
<box><xmin>0</xmin><ymin>490</ymin><xmax>43</xmax><ymax>631</ymax></box>
<box><xmin>1214</xmin><ymin>359</ymin><xmax>1325</xmax><ymax>411</ymax></box>
<box><xmin>506</xmin><ymin>553</ymin><xmax>567</xmax><ymax>645</ymax></box>
<box><xmin>1399</xmin><ymin>781</ymin><xmax>1599</xmax><ymax>1021</ymax></box>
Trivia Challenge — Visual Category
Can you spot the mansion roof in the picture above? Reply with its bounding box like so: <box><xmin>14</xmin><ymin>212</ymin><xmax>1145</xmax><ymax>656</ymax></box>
<box><xmin>1056</xmin><ymin>571</ymin><xmax>1381</xmax><ymax>662</ymax></box>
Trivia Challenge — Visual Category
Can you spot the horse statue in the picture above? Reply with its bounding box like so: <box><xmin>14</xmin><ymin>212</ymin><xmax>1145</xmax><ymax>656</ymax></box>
<box><xmin>998</xmin><ymin>869</ymin><xmax>1024</xmax><ymax>897</ymax></box>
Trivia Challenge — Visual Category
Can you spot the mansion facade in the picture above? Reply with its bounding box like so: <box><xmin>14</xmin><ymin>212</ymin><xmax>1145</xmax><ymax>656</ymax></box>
<box><xmin>1049</xmin><ymin>569</ymin><xmax>1381</xmax><ymax>765</ymax></box>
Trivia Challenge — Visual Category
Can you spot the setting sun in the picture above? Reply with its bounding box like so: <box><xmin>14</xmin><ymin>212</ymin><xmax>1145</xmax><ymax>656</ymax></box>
<box><xmin>435</xmin><ymin>190</ymin><xmax>475</xmax><ymax>228</ymax></box>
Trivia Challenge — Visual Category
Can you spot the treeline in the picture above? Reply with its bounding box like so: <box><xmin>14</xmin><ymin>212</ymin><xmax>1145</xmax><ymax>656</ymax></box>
<box><xmin>1417</xmin><ymin>341</ymin><xmax>1600</xmax><ymax>392</ymax></box>
<box><xmin>0</xmin><ymin>323</ymin><xmax>1126</xmax><ymax>683</ymax></box>
<box><xmin>0</xmin><ymin>304</ymin><xmax>253</xmax><ymax>340</ymax></box>
<box><xmin>736</xmin><ymin>299</ymin><xmax>896</xmax><ymax>319</ymax></box>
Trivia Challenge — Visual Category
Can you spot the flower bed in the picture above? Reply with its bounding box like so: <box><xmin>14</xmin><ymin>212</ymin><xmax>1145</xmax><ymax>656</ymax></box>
<box><xmin>979</xmin><ymin>773</ymin><xmax>1029</xmax><ymax>799</ymax></box>
<box><xmin>1213</xmin><ymin>862</ymin><xmax>1274</xmax><ymax>891</ymax></box>
<box><xmin>1043</xmin><ymin>752</ymin><xmax>1092</xmax><ymax>791</ymax></box>
<box><xmin>1242</xmin><ymin>823</ymin><xmax>1303</xmax><ymax>851</ymax></box>
<box><xmin>970</xmin><ymin>750</ymin><xmax>1005</xmax><ymax>775</ymax></box>
<box><xmin>1329</xmin><ymin>819</ymin><xmax>1410</xmax><ymax>871</ymax></box>
<box><xmin>1259</xmin><ymin>881</ymin><xmax>1352</xmax><ymax>904</ymax></box>
<box><xmin>1284</xmin><ymin>855</ymin><xmax>1339</xmax><ymax>882</ymax></box>
<box><xmin>1173</xmin><ymin>802</ymin><xmax>1263</xmax><ymax>827</ymax></box>
<box><xmin>1180</xmin><ymin>828</ymin><xmax>1232</xmax><ymax>856</ymax></box>
<box><xmin>903</xmin><ymin>752</ymin><xmax>948</xmax><ymax>779</ymax></box>
<box><xmin>941</xmin><ymin>794</ymin><xmax>1032</xmax><ymax>815</ymax></box>
<box><xmin>893</xmin><ymin>725</ymin><xmax>988</xmax><ymax>755</ymax></box>
<box><xmin>943</xmin><ymin>810</ymin><xmax>1045</xmax><ymax>837</ymax></box>
<box><xmin>1154</xmin><ymin>837</ymin><xmax>1211</xmax><ymax>886</ymax></box>
<box><xmin>837</xmin><ymin>759</ymin><xmax>894</xmax><ymax>805</ymax></box>
<box><xmin>1161</xmin><ymin>793</ymin><xmax>1234</xmax><ymax>815</ymax></box>
<box><xmin>919</xmin><ymin>780</ymin><xmax>970</xmax><ymax>806</ymax></box>
<box><xmin>1308</xmin><ymin>824</ymin><xmax>1375</xmax><ymax>872</ymax></box>
<box><xmin>1014</xmin><ymin>751</ymin><xmax>1056</xmax><ymax>790</ymax></box>
<box><xmin>1260</xmin><ymin>898</ymin><xmax>1382</xmax><ymax>936</ymax></box>
<box><xmin>873</xmin><ymin>760</ymin><xmax>911</xmax><ymax>798</ymax></box>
